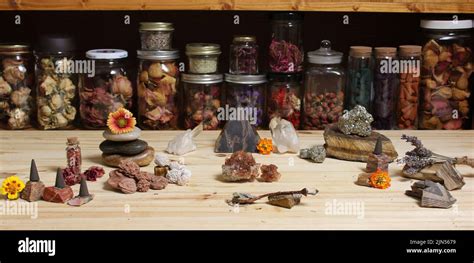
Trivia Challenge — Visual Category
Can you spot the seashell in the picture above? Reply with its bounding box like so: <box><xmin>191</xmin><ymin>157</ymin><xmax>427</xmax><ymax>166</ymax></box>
<box><xmin>139</xmin><ymin>70</ymin><xmax>149</xmax><ymax>82</ymax></box>
<box><xmin>452</xmin><ymin>88</ymin><xmax>470</xmax><ymax>101</ymax></box>
<box><xmin>148</xmin><ymin>63</ymin><xmax>164</xmax><ymax>78</ymax></box>
<box><xmin>49</xmin><ymin>94</ymin><xmax>63</xmax><ymax>110</ymax></box>
<box><xmin>422</xmin><ymin>49</ymin><xmax>439</xmax><ymax>68</ymax></box>
<box><xmin>0</xmin><ymin>77</ymin><xmax>12</xmax><ymax>96</ymax></box>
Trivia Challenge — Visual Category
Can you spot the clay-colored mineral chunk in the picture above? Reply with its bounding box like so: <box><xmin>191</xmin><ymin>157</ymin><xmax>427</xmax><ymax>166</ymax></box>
<box><xmin>221</xmin><ymin>151</ymin><xmax>260</xmax><ymax>182</ymax></box>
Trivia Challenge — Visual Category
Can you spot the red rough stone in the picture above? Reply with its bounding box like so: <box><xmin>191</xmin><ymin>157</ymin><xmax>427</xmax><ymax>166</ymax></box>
<box><xmin>149</xmin><ymin>176</ymin><xmax>168</xmax><ymax>190</ymax></box>
<box><xmin>42</xmin><ymin>186</ymin><xmax>74</xmax><ymax>203</ymax></box>
<box><xmin>260</xmin><ymin>164</ymin><xmax>281</xmax><ymax>182</ymax></box>
<box><xmin>222</xmin><ymin>151</ymin><xmax>260</xmax><ymax>182</ymax></box>
<box><xmin>20</xmin><ymin>181</ymin><xmax>45</xmax><ymax>202</ymax></box>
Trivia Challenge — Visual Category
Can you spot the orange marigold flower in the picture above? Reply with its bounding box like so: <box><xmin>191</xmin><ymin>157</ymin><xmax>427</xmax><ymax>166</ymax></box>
<box><xmin>107</xmin><ymin>108</ymin><xmax>136</xmax><ymax>134</ymax></box>
<box><xmin>369</xmin><ymin>169</ymin><xmax>391</xmax><ymax>189</ymax></box>
<box><xmin>257</xmin><ymin>138</ymin><xmax>273</xmax><ymax>155</ymax></box>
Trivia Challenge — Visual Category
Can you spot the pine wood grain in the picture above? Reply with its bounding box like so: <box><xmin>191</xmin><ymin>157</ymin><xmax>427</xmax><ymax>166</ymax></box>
<box><xmin>0</xmin><ymin>130</ymin><xmax>473</xmax><ymax>230</ymax></box>
<box><xmin>0</xmin><ymin>0</ymin><xmax>472</xmax><ymax>13</ymax></box>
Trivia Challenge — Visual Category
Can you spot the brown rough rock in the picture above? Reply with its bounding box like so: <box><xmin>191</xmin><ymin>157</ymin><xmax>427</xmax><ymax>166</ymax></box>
<box><xmin>102</xmin><ymin>146</ymin><xmax>155</xmax><ymax>167</ymax></box>
<box><xmin>117</xmin><ymin>178</ymin><xmax>137</xmax><ymax>194</ymax></box>
<box><xmin>260</xmin><ymin>164</ymin><xmax>281</xmax><ymax>182</ymax></box>
<box><xmin>42</xmin><ymin>186</ymin><xmax>74</xmax><ymax>203</ymax></box>
<box><xmin>20</xmin><ymin>181</ymin><xmax>45</xmax><ymax>202</ymax></box>
<box><xmin>137</xmin><ymin>179</ymin><xmax>150</xmax><ymax>192</ymax></box>
<box><xmin>149</xmin><ymin>176</ymin><xmax>168</xmax><ymax>190</ymax></box>
<box><xmin>221</xmin><ymin>151</ymin><xmax>261</xmax><ymax>182</ymax></box>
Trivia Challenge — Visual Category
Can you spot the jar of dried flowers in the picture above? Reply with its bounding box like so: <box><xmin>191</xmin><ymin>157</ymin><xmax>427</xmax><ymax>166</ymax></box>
<box><xmin>269</xmin><ymin>12</ymin><xmax>304</xmax><ymax>73</ymax></box>
<box><xmin>34</xmin><ymin>35</ymin><xmax>79</xmax><ymax>130</ymax></box>
<box><xmin>419</xmin><ymin>20</ymin><xmax>473</xmax><ymax>130</ymax></box>
<box><xmin>303</xmin><ymin>40</ymin><xmax>345</xmax><ymax>130</ymax></box>
<box><xmin>80</xmin><ymin>49</ymin><xmax>132</xmax><ymax>129</ymax></box>
<box><xmin>0</xmin><ymin>44</ymin><xmax>34</xmax><ymax>129</ymax></box>
<box><xmin>139</xmin><ymin>22</ymin><xmax>174</xmax><ymax>50</ymax></box>
<box><xmin>182</xmin><ymin>73</ymin><xmax>223</xmax><ymax>130</ymax></box>
<box><xmin>267</xmin><ymin>73</ymin><xmax>302</xmax><ymax>129</ymax></box>
<box><xmin>229</xmin><ymin>35</ymin><xmax>259</xmax><ymax>74</ymax></box>
<box><xmin>137</xmin><ymin>50</ymin><xmax>180</xmax><ymax>130</ymax></box>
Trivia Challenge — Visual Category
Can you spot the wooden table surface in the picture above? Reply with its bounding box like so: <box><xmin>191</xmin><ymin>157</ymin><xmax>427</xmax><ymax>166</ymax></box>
<box><xmin>0</xmin><ymin>130</ymin><xmax>473</xmax><ymax>230</ymax></box>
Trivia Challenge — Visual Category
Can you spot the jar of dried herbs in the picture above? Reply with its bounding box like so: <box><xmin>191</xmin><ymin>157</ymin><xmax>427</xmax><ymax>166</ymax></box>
<box><xmin>139</xmin><ymin>22</ymin><xmax>174</xmax><ymax>50</ymax></box>
<box><xmin>80</xmin><ymin>49</ymin><xmax>132</xmax><ymax>129</ymax></box>
<box><xmin>137</xmin><ymin>50</ymin><xmax>180</xmax><ymax>130</ymax></box>
<box><xmin>267</xmin><ymin>73</ymin><xmax>302</xmax><ymax>128</ymax></box>
<box><xmin>345</xmin><ymin>46</ymin><xmax>373</xmax><ymax>111</ymax></box>
<box><xmin>269</xmin><ymin>12</ymin><xmax>304</xmax><ymax>73</ymax></box>
<box><xmin>303</xmin><ymin>40</ymin><xmax>345</xmax><ymax>130</ymax></box>
<box><xmin>186</xmin><ymin>43</ymin><xmax>221</xmax><ymax>74</ymax></box>
<box><xmin>373</xmin><ymin>47</ymin><xmax>399</xmax><ymax>130</ymax></box>
<box><xmin>0</xmin><ymin>44</ymin><xmax>34</xmax><ymax>129</ymax></box>
<box><xmin>397</xmin><ymin>45</ymin><xmax>422</xmax><ymax>129</ymax></box>
<box><xmin>224</xmin><ymin>73</ymin><xmax>267</xmax><ymax>128</ymax></box>
<box><xmin>182</xmin><ymin>73</ymin><xmax>223</xmax><ymax>130</ymax></box>
<box><xmin>419</xmin><ymin>19</ymin><xmax>473</xmax><ymax>130</ymax></box>
<box><xmin>229</xmin><ymin>35</ymin><xmax>259</xmax><ymax>74</ymax></box>
<box><xmin>35</xmin><ymin>35</ymin><xmax>80</xmax><ymax>130</ymax></box>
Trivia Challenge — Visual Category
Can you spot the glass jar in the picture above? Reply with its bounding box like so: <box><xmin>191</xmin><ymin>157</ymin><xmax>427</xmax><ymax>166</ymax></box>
<box><xmin>186</xmin><ymin>43</ymin><xmax>221</xmax><ymax>74</ymax></box>
<box><xmin>419</xmin><ymin>19</ymin><xmax>473</xmax><ymax>130</ymax></box>
<box><xmin>35</xmin><ymin>36</ymin><xmax>79</xmax><ymax>130</ymax></box>
<box><xmin>269</xmin><ymin>12</ymin><xmax>304</xmax><ymax>73</ymax></box>
<box><xmin>229</xmin><ymin>35</ymin><xmax>259</xmax><ymax>74</ymax></box>
<box><xmin>267</xmin><ymin>73</ymin><xmax>302</xmax><ymax>128</ymax></box>
<box><xmin>139</xmin><ymin>22</ymin><xmax>174</xmax><ymax>50</ymax></box>
<box><xmin>80</xmin><ymin>49</ymin><xmax>132</xmax><ymax>129</ymax></box>
<box><xmin>397</xmin><ymin>45</ymin><xmax>422</xmax><ymax>129</ymax></box>
<box><xmin>372</xmin><ymin>47</ymin><xmax>399</xmax><ymax>130</ymax></box>
<box><xmin>345</xmin><ymin>46</ymin><xmax>373</xmax><ymax>111</ymax></box>
<box><xmin>137</xmin><ymin>50</ymin><xmax>180</xmax><ymax>130</ymax></box>
<box><xmin>224</xmin><ymin>74</ymin><xmax>267</xmax><ymax>128</ymax></box>
<box><xmin>0</xmin><ymin>44</ymin><xmax>34</xmax><ymax>129</ymax></box>
<box><xmin>182</xmin><ymin>73</ymin><xmax>223</xmax><ymax>130</ymax></box>
<box><xmin>303</xmin><ymin>40</ymin><xmax>345</xmax><ymax>130</ymax></box>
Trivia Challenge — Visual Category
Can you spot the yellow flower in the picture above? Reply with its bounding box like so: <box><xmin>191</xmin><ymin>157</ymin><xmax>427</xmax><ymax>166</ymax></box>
<box><xmin>1</xmin><ymin>175</ymin><xmax>25</xmax><ymax>200</ymax></box>
<box><xmin>257</xmin><ymin>138</ymin><xmax>273</xmax><ymax>155</ymax></box>
<box><xmin>369</xmin><ymin>169</ymin><xmax>391</xmax><ymax>189</ymax></box>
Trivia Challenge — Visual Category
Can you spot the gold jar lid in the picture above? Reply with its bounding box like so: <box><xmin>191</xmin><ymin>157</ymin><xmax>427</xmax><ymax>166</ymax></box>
<box><xmin>139</xmin><ymin>22</ymin><xmax>174</xmax><ymax>31</ymax></box>
<box><xmin>399</xmin><ymin>45</ymin><xmax>421</xmax><ymax>57</ymax></box>
<box><xmin>186</xmin><ymin>43</ymin><xmax>221</xmax><ymax>56</ymax></box>
<box><xmin>0</xmin><ymin>44</ymin><xmax>30</xmax><ymax>54</ymax></box>
<box><xmin>349</xmin><ymin>46</ymin><xmax>372</xmax><ymax>58</ymax></box>
<box><xmin>233</xmin><ymin>35</ymin><xmax>256</xmax><ymax>43</ymax></box>
<box><xmin>375</xmin><ymin>47</ymin><xmax>397</xmax><ymax>58</ymax></box>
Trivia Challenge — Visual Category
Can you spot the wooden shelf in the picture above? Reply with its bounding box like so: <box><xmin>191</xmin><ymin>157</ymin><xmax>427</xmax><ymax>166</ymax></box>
<box><xmin>0</xmin><ymin>130</ymin><xmax>473</xmax><ymax>230</ymax></box>
<box><xmin>0</xmin><ymin>0</ymin><xmax>473</xmax><ymax>13</ymax></box>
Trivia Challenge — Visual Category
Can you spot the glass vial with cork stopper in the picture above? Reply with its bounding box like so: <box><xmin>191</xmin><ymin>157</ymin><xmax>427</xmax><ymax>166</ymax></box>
<box><xmin>66</xmin><ymin>137</ymin><xmax>82</xmax><ymax>176</ymax></box>
<box><xmin>345</xmin><ymin>46</ymin><xmax>373</xmax><ymax>111</ymax></box>
<box><xmin>397</xmin><ymin>45</ymin><xmax>422</xmax><ymax>129</ymax></box>
<box><xmin>373</xmin><ymin>47</ymin><xmax>399</xmax><ymax>130</ymax></box>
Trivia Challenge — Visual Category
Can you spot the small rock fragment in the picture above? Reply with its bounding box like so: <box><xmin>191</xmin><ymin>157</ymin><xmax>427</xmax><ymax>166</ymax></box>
<box><xmin>43</xmin><ymin>168</ymin><xmax>74</xmax><ymax>203</ymax></box>
<box><xmin>166</xmin><ymin>161</ymin><xmax>192</xmax><ymax>186</ymax></box>
<box><xmin>405</xmin><ymin>180</ymin><xmax>457</xmax><ymax>208</ymax></box>
<box><xmin>154</xmin><ymin>154</ymin><xmax>171</xmax><ymax>166</ymax></box>
<box><xmin>21</xmin><ymin>159</ymin><xmax>45</xmax><ymax>202</ymax></box>
<box><xmin>268</xmin><ymin>194</ymin><xmax>302</xmax><ymax>209</ymax></box>
<box><xmin>260</xmin><ymin>164</ymin><xmax>281</xmax><ymax>182</ymax></box>
<box><xmin>299</xmin><ymin>145</ymin><xmax>326</xmax><ymax>163</ymax></box>
<box><xmin>67</xmin><ymin>178</ymin><xmax>94</xmax><ymax>206</ymax></box>
<box><xmin>149</xmin><ymin>176</ymin><xmax>168</xmax><ymax>190</ymax></box>
<box><xmin>337</xmin><ymin>105</ymin><xmax>373</xmax><ymax>137</ymax></box>
<box><xmin>221</xmin><ymin>151</ymin><xmax>261</xmax><ymax>182</ymax></box>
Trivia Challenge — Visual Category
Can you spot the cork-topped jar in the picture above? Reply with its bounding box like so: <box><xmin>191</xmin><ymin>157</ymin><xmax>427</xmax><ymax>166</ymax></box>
<box><xmin>345</xmin><ymin>46</ymin><xmax>373</xmax><ymax>111</ymax></box>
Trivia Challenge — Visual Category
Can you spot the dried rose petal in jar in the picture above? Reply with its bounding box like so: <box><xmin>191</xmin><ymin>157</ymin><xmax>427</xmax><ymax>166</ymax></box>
<box><xmin>137</xmin><ymin>50</ymin><xmax>180</xmax><ymax>130</ymax></box>
<box><xmin>303</xmin><ymin>40</ymin><xmax>345</xmax><ymax>130</ymax></box>
<box><xmin>267</xmin><ymin>73</ymin><xmax>302</xmax><ymax>128</ymax></box>
<box><xmin>139</xmin><ymin>22</ymin><xmax>174</xmax><ymax>50</ymax></box>
<box><xmin>182</xmin><ymin>73</ymin><xmax>223</xmax><ymax>130</ymax></box>
<box><xmin>229</xmin><ymin>35</ymin><xmax>259</xmax><ymax>74</ymax></box>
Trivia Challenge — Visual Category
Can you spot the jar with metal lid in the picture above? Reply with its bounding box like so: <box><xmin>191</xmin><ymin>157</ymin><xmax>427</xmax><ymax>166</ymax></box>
<box><xmin>267</xmin><ymin>73</ymin><xmax>302</xmax><ymax>128</ymax></box>
<box><xmin>372</xmin><ymin>47</ymin><xmax>399</xmax><ymax>130</ymax></box>
<box><xmin>139</xmin><ymin>22</ymin><xmax>174</xmax><ymax>50</ymax></box>
<box><xmin>137</xmin><ymin>50</ymin><xmax>180</xmax><ymax>130</ymax></box>
<box><xmin>269</xmin><ymin>12</ymin><xmax>304</xmax><ymax>73</ymax></box>
<box><xmin>345</xmin><ymin>46</ymin><xmax>373</xmax><ymax>111</ymax></box>
<box><xmin>35</xmin><ymin>35</ymin><xmax>80</xmax><ymax>130</ymax></box>
<box><xmin>303</xmin><ymin>40</ymin><xmax>344</xmax><ymax>130</ymax></box>
<box><xmin>186</xmin><ymin>43</ymin><xmax>221</xmax><ymax>74</ymax></box>
<box><xmin>397</xmin><ymin>45</ymin><xmax>422</xmax><ymax>129</ymax></box>
<box><xmin>229</xmin><ymin>36</ymin><xmax>259</xmax><ymax>74</ymax></box>
<box><xmin>79</xmin><ymin>49</ymin><xmax>132</xmax><ymax>129</ymax></box>
<box><xmin>224</xmin><ymin>74</ymin><xmax>267</xmax><ymax>128</ymax></box>
<box><xmin>419</xmin><ymin>19</ymin><xmax>473</xmax><ymax>130</ymax></box>
<box><xmin>182</xmin><ymin>73</ymin><xmax>223</xmax><ymax>130</ymax></box>
<box><xmin>0</xmin><ymin>44</ymin><xmax>34</xmax><ymax>129</ymax></box>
